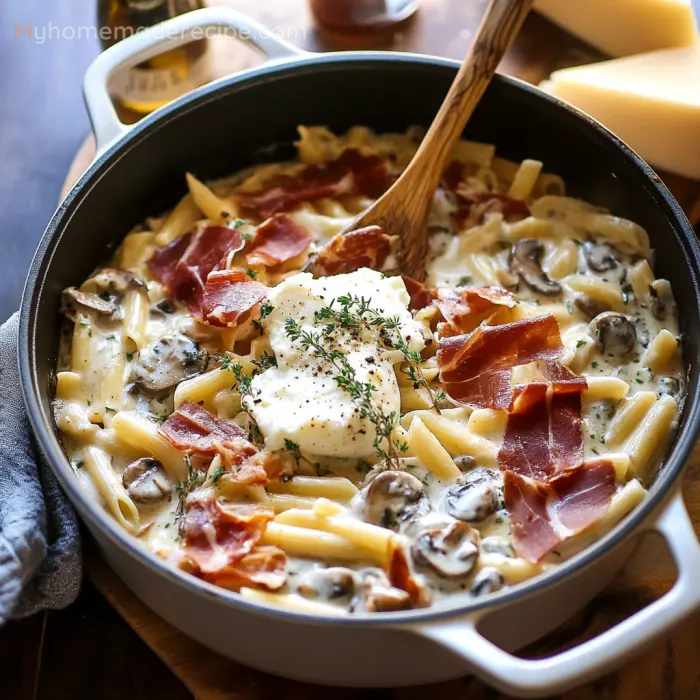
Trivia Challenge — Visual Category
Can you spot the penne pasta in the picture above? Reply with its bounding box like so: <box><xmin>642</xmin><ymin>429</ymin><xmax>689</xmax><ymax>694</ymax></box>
<box><xmin>267</xmin><ymin>476</ymin><xmax>358</xmax><ymax>500</ymax></box>
<box><xmin>261</xmin><ymin>522</ymin><xmax>372</xmax><ymax>561</ymax></box>
<box><xmin>508</xmin><ymin>159</ymin><xmax>543</xmax><ymax>200</ymax></box>
<box><xmin>643</xmin><ymin>329</ymin><xmax>678</xmax><ymax>373</ymax></box>
<box><xmin>84</xmin><ymin>446</ymin><xmax>140</xmax><ymax>534</ymax></box>
<box><xmin>122</xmin><ymin>288</ymin><xmax>149</xmax><ymax>351</ymax></box>
<box><xmin>564</xmin><ymin>275</ymin><xmax>625</xmax><ymax>312</ymax></box>
<box><xmin>407</xmin><ymin>417</ymin><xmax>462</xmax><ymax>480</ymax></box>
<box><xmin>111</xmin><ymin>411</ymin><xmax>186</xmax><ymax>482</ymax></box>
<box><xmin>623</xmin><ymin>396</ymin><xmax>678</xmax><ymax>480</ymax></box>
<box><xmin>583</xmin><ymin>376</ymin><xmax>630</xmax><ymax>402</ymax></box>
<box><xmin>605</xmin><ymin>392</ymin><xmax>657</xmax><ymax>447</ymax></box>
<box><xmin>154</xmin><ymin>194</ymin><xmax>200</xmax><ymax>245</ymax></box>
<box><xmin>186</xmin><ymin>172</ymin><xmax>236</xmax><ymax>223</ymax></box>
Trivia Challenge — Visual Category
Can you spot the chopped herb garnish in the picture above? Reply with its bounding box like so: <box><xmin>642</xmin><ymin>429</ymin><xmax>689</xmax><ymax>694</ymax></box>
<box><xmin>591</xmin><ymin>361</ymin><xmax>599</xmax><ymax>368</ymax></box>
<box><xmin>125</xmin><ymin>352</ymin><xmax>134</xmax><ymax>362</ymax></box>
<box><xmin>72</xmin><ymin>460</ymin><xmax>84</xmax><ymax>470</ymax></box>
<box><xmin>252</xmin><ymin>300</ymin><xmax>274</xmax><ymax>332</ymax></box>
<box><xmin>175</xmin><ymin>456</ymin><xmax>205</xmax><ymax>538</ymax></box>
<box><xmin>106</xmin><ymin>334</ymin><xmax>116</xmax><ymax>341</ymax></box>
<box><xmin>284</xmin><ymin>438</ymin><xmax>301</xmax><ymax>452</ymax></box>
<box><xmin>253</xmin><ymin>351</ymin><xmax>277</xmax><ymax>371</ymax></box>
<box><xmin>246</xmin><ymin>268</ymin><xmax>258</xmax><ymax>280</ymax></box>
<box><xmin>576</xmin><ymin>339</ymin><xmax>586</xmax><ymax>349</ymax></box>
<box><xmin>457</xmin><ymin>275</ymin><xmax>473</xmax><ymax>286</ymax></box>
<box><xmin>210</xmin><ymin>465</ymin><xmax>226</xmax><ymax>483</ymax></box>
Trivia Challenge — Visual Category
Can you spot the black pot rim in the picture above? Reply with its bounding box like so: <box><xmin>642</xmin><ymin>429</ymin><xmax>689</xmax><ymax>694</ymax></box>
<box><xmin>19</xmin><ymin>50</ymin><xmax>700</xmax><ymax>628</ymax></box>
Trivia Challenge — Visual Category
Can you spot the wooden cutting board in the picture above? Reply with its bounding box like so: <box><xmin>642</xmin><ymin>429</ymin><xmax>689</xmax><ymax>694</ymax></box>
<box><xmin>62</xmin><ymin>2</ymin><xmax>700</xmax><ymax>698</ymax></box>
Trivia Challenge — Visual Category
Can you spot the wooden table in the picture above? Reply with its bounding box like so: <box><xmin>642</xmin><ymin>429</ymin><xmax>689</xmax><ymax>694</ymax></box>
<box><xmin>3</xmin><ymin>1</ymin><xmax>700</xmax><ymax>698</ymax></box>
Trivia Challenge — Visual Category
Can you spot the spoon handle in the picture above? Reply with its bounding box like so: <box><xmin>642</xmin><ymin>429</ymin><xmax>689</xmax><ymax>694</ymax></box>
<box><xmin>404</xmin><ymin>0</ymin><xmax>534</xmax><ymax>192</ymax></box>
<box><xmin>396</xmin><ymin>0</ymin><xmax>534</xmax><ymax>276</ymax></box>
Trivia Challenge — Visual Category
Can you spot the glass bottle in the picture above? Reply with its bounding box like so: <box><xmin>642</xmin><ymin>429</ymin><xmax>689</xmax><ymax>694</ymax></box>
<box><xmin>309</xmin><ymin>0</ymin><xmax>419</xmax><ymax>36</ymax></box>
<box><xmin>98</xmin><ymin>0</ymin><xmax>212</xmax><ymax>119</ymax></box>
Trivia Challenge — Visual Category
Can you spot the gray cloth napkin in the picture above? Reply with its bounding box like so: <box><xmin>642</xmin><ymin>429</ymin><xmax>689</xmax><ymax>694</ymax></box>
<box><xmin>0</xmin><ymin>312</ymin><xmax>81</xmax><ymax>624</ymax></box>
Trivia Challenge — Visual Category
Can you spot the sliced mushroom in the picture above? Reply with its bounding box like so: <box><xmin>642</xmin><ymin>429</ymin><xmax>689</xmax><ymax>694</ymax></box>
<box><xmin>573</xmin><ymin>294</ymin><xmax>612</xmax><ymax>320</ymax></box>
<box><xmin>411</xmin><ymin>521</ymin><xmax>480</xmax><ymax>580</ymax></box>
<box><xmin>131</xmin><ymin>334</ymin><xmax>209</xmax><ymax>394</ymax></box>
<box><xmin>151</xmin><ymin>298</ymin><xmax>177</xmax><ymax>316</ymax></box>
<box><xmin>297</xmin><ymin>567</ymin><xmax>356</xmax><ymax>601</ymax></box>
<box><xmin>85</xmin><ymin>267</ymin><xmax>146</xmax><ymax>295</ymax></box>
<box><xmin>509</xmin><ymin>239</ymin><xmax>562</xmax><ymax>296</ymax></box>
<box><xmin>583</xmin><ymin>241</ymin><xmax>618</xmax><ymax>271</ymax></box>
<box><xmin>122</xmin><ymin>458</ymin><xmax>171</xmax><ymax>504</ymax></box>
<box><xmin>480</xmin><ymin>536</ymin><xmax>515</xmax><ymax>558</ymax></box>
<box><xmin>443</xmin><ymin>468</ymin><xmax>500</xmax><ymax>522</ymax></box>
<box><xmin>470</xmin><ymin>567</ymin><xmax>505</xmax><ymax>597</ymax></box>
<box><xmin>589</xmin><ymin>312</ymin><xmax>637</xmax><ymax>356</ymax></box>
<box><xmin>657</xmin><ymin>376</ymin><xmax>680</xmax><ymax>398</ymax></box>
<box><xmin>358</xmin><ymin>470</ymin><xmax>427</xmax><ymax>531</ymax></box>
<box><xmin>350</xmin><ymin>569</ymin><xmax>412</xmax><ymax>613</ymax></box>
<box><xmin>649</xmin><ymin>279</ymin><xmax>675</xmax><ymax>320</ymax></box>
<box><xmin>61</xmin><ymin>287</ymin><xmax>119</xmax><ymax>319</ymax></box>
<box><xmin>453</xmin><ymin>455</ymin><xmax>477</xmax><ymax>472</ymax></box>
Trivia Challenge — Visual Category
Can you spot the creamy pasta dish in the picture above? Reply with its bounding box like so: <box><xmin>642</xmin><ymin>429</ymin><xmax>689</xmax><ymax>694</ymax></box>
<box><xmin>54</xmin><ymin>126</ymin><xmax>684</xmax><ymax>614</ymax></box>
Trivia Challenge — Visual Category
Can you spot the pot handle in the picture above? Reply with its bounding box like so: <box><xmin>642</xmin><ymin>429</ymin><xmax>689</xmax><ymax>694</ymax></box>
<box><xmin>412</xmin><ymin>491</ymin><xmax>700</xmax><ymax>698</ymax></box>
<box><xmin>83</xmin><ymin>6</ymin><xmax>308</xmax><ymax>154</ymax></box>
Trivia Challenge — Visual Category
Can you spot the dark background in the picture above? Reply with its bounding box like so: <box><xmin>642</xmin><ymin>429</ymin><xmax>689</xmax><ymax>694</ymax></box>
<box><xmin>0</xmin><ymin>1</ymin><xmax>98</xmax><ymax>321</ymax></box>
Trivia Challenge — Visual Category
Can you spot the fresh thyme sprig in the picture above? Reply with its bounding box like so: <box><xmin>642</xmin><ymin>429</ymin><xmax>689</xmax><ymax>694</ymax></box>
<box><xmin>252</xmin><ymin>300</ymin><xmax>274</xmax><ymax>333</ymax></box>
<box><xmin>175</xmin><ymin>456</ymin><xmax>205</xmax><ymax>538</ymax></box>
<box><xmin>284</xmin><ymin>317</ymin><xmax>407</xmax><ymax>469</ymax></box>
<box><xmin>314</xmin><ymin>294</ymin><xmax>444</xmax><ymax>413</ymax></box>
<box><xmin>214</xmin><ymin>354</ymin><xmax>256</xmax><ymax>397</ymax></box>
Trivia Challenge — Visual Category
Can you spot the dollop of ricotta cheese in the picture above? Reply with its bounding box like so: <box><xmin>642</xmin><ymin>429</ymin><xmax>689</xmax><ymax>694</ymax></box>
<box><xmin>244</xmin><ymin>268</ymin><xmax>425</xmax><ymax>458</ymax></box>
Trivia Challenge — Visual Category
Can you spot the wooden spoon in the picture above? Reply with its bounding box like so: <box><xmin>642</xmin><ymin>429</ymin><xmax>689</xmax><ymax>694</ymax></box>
<box><xmin>308</xmin><ymin>0</ymin><xmax>534</xmax><ymax>280</ymax></box>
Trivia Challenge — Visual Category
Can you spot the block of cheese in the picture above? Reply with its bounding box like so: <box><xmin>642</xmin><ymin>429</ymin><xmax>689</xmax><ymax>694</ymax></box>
<box><xmin>540</xmin><ymin>47</ymin><xmax>700</xmax><ymax>179</ymax></box>
<box><xmin>535</xmin><ymin>0</ymin><xmax>698</xmax><ymax>57</ymax></box>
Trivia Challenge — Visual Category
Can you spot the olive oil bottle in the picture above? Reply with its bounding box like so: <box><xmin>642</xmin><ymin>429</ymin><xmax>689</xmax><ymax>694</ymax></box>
<box><xmin>98</xmin><ymin>0</ymin><xmax>212</xmax><ymax>120</ymax></box>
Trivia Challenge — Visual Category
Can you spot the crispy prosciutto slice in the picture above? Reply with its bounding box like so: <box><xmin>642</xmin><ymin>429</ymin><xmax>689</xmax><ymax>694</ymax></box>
<box><xmin>435</xmin><ymin>286</ymin><xmax>515</xmax><ymax>336</ymax></box>
<box><xmin>499</xmin><ymin>383</ymin><xmax>552</xmax><ymax>481</ymax></box>
<box><xmin>182</xmin><ymin>498</ymin><xmax>285</xmax><ymax>592</ymax></box>
<box><xmin>437</xmin><ymin>314</ymin><xmax>564</xmax><ymax>410</ymax></box>
<box><xmin>246</xmin><ymin>214</ymin><xmax>312</xmax><ymax>267</ymax></box>
<box><xmin>202</xmin><ymin>270</ymin><xmax>267</xmax><ymax>328</ymax></box>
<box><xmin>159</xmin><ymin>400</ymin><xmax>249</xmax><ymax>456</ymax></box>
<box><xmin>504</xmin><ymin>471</ymin><xmax>560</xmax><ymax>563</ymax></box>
<box><xmin>183</xmin><ymin>499</ymin><xmax>273</xmax><ymax>574</ymax></box>
<box><xmin>504</xmin><ymin>460</ymin><xmax>616</xmax><ymax>562</ymax></box>
<box><xmin>209</xmin><ymin>546</ymin><xmax>287</xmax><ymax>592</ymax></box>
<box><xmin>389</xmin><ymin>543</ymin><xmax>430</xmax><ymax>608</ymax></box>
<box><xmin>147</xmin><ymin>225</ymin><xmax>244</xmax><ymax>315</ymax></box>
<box><xmin>440</xmin><ymin>161</ymin><xmax>531</xmax><ymax>229</ymax></box>
<box><xmin>159</xmin><ymin>401</ymin><xmax>271</xmax><ymax>485</ymax></box>
<box><xmin>453</xmin><ymin>193</ymin><xmax>531</xmax><ymax>230</ymax></box>
<box><xmin>402</xmin><ymin>276</ymin><xmax>435</xmax><ymax>311</ymax></box>
<box><xmin>550</xmin><ymin>460</ymin><xmax>616</xmax><ymax>531</ymax></box>
<box><xmin>499</xmin><ymin>365</ymin><xmax>587</xmax><ymax>479</ymax></box>
<box><xmin>307</xmin><ymin>225</ymin><xmax>394</xmax><ymax>276</ymax></box>
<box><xmin>237</xmin><ymin>149</ymin><xmax>392</xmax><ymax>218</ymax></box>
<box><xmin>498</xmin><ymin>362</ymin><xmax>587</xmax><ymax>479</ymax></box>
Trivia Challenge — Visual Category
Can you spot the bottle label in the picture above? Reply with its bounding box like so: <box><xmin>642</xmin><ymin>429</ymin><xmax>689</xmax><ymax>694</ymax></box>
<box><xmin>109</xmin><ymin>49</ymin><xmax>212</xmax><ymax>109</ymax></box>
